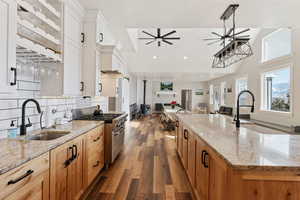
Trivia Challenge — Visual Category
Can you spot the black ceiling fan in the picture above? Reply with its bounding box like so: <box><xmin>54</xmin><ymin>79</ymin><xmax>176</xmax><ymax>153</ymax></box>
<box><xmin>138</xmin><ymin>28</ymin><xmax>180</xmax><ymax>47</ymax></box>
<box><xmin>203</xmin><ymin>4</ymin><xmax>251</xmax><ymax>46</ymax></box>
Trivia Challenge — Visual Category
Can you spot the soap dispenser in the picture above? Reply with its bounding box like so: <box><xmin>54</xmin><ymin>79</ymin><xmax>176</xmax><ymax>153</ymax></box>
<box><xmin>8</xmin><ymin>120</ymin><xmax>18</xmax><ymax>138</ymax></box>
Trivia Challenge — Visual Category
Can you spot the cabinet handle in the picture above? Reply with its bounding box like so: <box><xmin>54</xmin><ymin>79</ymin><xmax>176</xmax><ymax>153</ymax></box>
<box><xmin>93</xmin><ymin>161</ymin><xmax>100</xmax><ymax>168</ymax></box>
<box><xmin>65</xmin><ymin>146</ymin><xmax>75</xmax><ymax>167</ymax></box>
<box><xmin>80</xmin><ymin>82</ymin><xmax>84</xmax><ymax>92</ymax></box>
<box><xmin>201</xmin><ymin>150</ymin><xmax>206</xmax><ymax>165</ymax></box>
<box><xmin>93</xmin><ymin>136</ymin><xmax>100</xmax><ymax>142</ymax></box>
<box><xmin>81</xmin><ymin>33</ymin><xmax>85</xmax><ymax>43</ymax></box>
<box><xmin>10</xmin><ymin>67</ymin><xmax>17</xmax><ymax>86</ymax></box>
<box><xmin>7</xmin><ymin>170</ymin><xmax>34</xmax><ymax>185</ymax></box>
<box><xmin>73</xmin><ymin>145</ymin><xmax>78</xmax><ymax>160</ymax></box>
<box><xmin>183</xmin><ymin>129</ymin><xmax>188</xmax><ymax>140</ymax></box>
<box><xmin>203</xmin><ymin>152</ymin><xmax>209</xmax><ymax>168</ymax></box>
<box><xmin>99</xmin><ymin>33</ymin><xmax>104</xmax><ymax>42</ymax></box>
<box><xmin>99</xmin><ymin>83</ymin><xmax>102</xmax><ymax>93</ymax></box>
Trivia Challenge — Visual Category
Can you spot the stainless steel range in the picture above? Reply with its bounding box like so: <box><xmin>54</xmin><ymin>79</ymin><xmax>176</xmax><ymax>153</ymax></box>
<box><xmin>72</xmin><ymin>106</ymin><xmax>128</xmax><ymax>166</ymax></box>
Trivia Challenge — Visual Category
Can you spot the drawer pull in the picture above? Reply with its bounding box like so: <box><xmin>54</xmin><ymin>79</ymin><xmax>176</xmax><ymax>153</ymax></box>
<box><xmin>183</xmin><ymin>129</ymin><xmax>188</xmax><ymax>140</ymax></box>
<box><xmin>93</xmin><ymin>136</ymin><xmax>100</xmax><ymax>142</ymax></box>
<box><xmin>7</xmin><ymin>170</ymin><xmax>34</xmax><ymax>185</ymax></box>
<box><xmin>93</xmin><ymin>161</ymin><xmax>100</xmax><ymax>168</ymax></box>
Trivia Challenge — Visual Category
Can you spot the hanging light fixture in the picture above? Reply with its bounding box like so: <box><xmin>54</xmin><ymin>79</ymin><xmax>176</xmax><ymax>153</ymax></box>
<box><xmin>204</xmin><ymin>4</ymin><xmax>253</xmax><ymax>68</ymax></box>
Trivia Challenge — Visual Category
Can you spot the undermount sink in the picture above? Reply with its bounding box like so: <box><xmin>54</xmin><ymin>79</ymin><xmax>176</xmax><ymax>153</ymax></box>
<box><xmin>26</xmin><ymin>130</ymin><xmax>71</xmax><ymax>141</ymax></box>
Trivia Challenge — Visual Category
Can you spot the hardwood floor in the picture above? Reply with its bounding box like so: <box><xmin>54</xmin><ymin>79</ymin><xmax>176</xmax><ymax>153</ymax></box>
<box><xmin>85</xmin><ymin>115</ymin><xmax>195</xmax><ymax>200</ymax></box>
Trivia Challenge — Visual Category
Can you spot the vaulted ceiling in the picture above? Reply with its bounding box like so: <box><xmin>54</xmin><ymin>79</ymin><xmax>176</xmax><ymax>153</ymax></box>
<box><xmin>79</xmin><ymin>0</ymin><xmax>299</xmax><ymax>81</ymax></box>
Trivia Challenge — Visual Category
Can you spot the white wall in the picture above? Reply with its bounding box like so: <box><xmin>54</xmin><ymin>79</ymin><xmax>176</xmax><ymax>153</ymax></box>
<box><xmin>208</xmin><ymin>28</ymin><xmax>300</xmax><ymax>127</ymax></box>
<box><xmin>129</xmin><ymin>74</ymin><xmax>137</xmax><ymax>105</ymax></box>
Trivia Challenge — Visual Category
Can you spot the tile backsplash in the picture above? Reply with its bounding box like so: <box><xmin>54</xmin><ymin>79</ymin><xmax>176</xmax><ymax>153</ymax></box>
<box><xmin>0</xmin><ymin>60</ymin><xmax>108</xmax><ymax>139</ymax></box>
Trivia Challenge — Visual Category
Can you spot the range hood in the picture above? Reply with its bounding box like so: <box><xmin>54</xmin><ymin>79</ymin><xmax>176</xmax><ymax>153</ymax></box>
<box><xmin>97</xmin><ymin>44</ymin><xmax>124</xmax><ymax>78</ymax></box>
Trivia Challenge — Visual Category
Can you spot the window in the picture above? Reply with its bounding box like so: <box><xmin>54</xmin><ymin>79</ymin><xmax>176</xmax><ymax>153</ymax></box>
<box><xmin>262</xmin><ymin>67</ymin><xmax>291</xmax><ymax>112</ymax></box>
<box><xmin>213</xmin><ymin>86</ymin><xmax>221</xmax><ymax>111</ymax></box>
<box><xmin>209</xmin><ymin>85</ymin><xmax>214</xmax><ymax>104</ymax></box>
<box><xmin>220</xmin><ymin>82</ymin><xmax>226</xmax><ymax>105</ymax></box>
<box><xmin>262</xmin><ymin>28</ymin><xmax>292</xmax><ymax>62</ymax></box>
<box><xmin>236</xmin><ymin>78</ymin><xmax>248</xmax><ymax>105</ymax></box>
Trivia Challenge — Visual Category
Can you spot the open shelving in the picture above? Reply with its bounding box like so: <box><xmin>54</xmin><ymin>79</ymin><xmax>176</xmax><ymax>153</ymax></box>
<box><xmin>16</xmin><ymin>0</ymin><xmax>63</xmax><ymax>64</ymax></box>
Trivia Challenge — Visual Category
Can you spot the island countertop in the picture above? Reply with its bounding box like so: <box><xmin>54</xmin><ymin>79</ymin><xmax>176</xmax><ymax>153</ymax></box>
<box><xmin>0</xmin><ymin>120</ymin><xmax>104</xmax><ymax>175</ymax></box>
<box><xmin>177</xmin><ymin>114</ymin><xmax>300</xmax><ymax>171</ymax></box>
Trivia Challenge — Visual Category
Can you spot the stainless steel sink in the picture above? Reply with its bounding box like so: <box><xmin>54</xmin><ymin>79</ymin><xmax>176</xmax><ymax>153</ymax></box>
<box><xmin>26</xmin><ymin>130</ymin><xmax>71</xmax><ymax>141</ymax></box>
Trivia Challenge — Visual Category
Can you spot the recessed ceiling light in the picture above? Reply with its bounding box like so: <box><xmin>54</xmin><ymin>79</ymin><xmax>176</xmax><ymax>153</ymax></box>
<box><xmin>153</xmin><ymin>56</ymin><xmax>158</xmax><ymax>59</ymax></box>
<box><xmin>183</xmin><ymin>56</ymin><xmax>188</xmax><ymax>60</ymax></box>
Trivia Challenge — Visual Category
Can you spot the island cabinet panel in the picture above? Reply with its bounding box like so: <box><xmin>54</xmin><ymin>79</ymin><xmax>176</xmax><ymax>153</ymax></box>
<box><xmin>229</xmin><ymin>171</ymin><xmax>300</xmax><ymax>200</ymax></box>
<box><xmin>0</xmin><ymin>153</ymin><xmax>49</xmax><ymax>200</ymax></box>
<box><xmin>187</xmin><ymin>130</ymin><xmax>196</xmax><ymax>186</ymax></box>
<box><xmin>195</xmin><ymin>138</ymin><xmax>209</xmax><ymax>200</ymax></box>
<box><xmin>208</xmin><ymin>150</ymin><xmax>229</xmax><ymax>200</ymax></box>
<box><xmin>182</xmin><ymin>126</ymin><xmax>190</xmax><ymax>169</ymax></box>
<box><xmin>50</xmin><ymin>136</ymin><xmax>84</xmax><ymax>200</ymax></box>
<box><xmin>177</xmin><ymin>121</ymin><xmax>183</xmax><ymax>159</ymax></box>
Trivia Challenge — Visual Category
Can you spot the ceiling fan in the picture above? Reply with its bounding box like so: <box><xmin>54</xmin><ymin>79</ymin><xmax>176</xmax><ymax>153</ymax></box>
<box><xmin>203</xmin><ymin>4</ymin><xmax>251</xmax><ymax>47</ymax></box>
<box><xmin>138</xmin><ymin>28</ymin><xmax>180</xmax><ymax>47</ymax></box>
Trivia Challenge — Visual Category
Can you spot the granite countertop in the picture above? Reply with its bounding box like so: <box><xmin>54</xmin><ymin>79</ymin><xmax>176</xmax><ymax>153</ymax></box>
<box><xmin>177</xmin><ymin>114</ymin><xmax>300</xmax><ymax>171</ymax></box>
<box><xmin>0</xmin><ymin>120</ymin><xmax>104</xmax><ymax>175</ymax></box>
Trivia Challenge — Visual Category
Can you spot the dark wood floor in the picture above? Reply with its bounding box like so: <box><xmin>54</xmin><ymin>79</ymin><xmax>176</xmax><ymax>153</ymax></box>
<box><xmin>85</xmin><ymin>115</ymin><xmax>195</xmax><ymax>200</ymax></box>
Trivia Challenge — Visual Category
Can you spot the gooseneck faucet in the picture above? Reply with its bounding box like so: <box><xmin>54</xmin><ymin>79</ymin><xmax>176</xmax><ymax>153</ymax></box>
<box><xmin>236</xmin><ymin>90</ymin><xmax>255</xmax><ymax>128</ymax></box>
<box><xmin>20</xmin><ymin>99</ymin><xmax>42</xmax><ymax>136</ymax></box>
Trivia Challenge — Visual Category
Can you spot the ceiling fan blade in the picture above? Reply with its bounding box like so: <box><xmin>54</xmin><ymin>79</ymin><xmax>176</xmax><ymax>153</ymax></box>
<box><xmin>212</xmin><ymin>32</ymin><xmax>223</xmax><ymax>37</ymax></box>
<box><xmin>163</xmin><ymin>37</ymin><xmax>180</xmax><ymax>40</ymax></box>
<box><xmin>207</xmin><ymin>40</ymin><xmax>222</xmax><ymax>45</ymax></box>
<box><xmin>231</xmin><ymin>28</ymin><xmax>250</xmax><ymax>36</ymax></box>
<box><xmin>226</xmin><ymin>28</ymin><xmax>234</xmax><ymax>36</ymax></box>
<box><xmin>203</xmin><ymin>38</ymin><xmax>221</xmax><ymax>41</ymax></box>
<box><xmin>145</xmin><ymin>40</ymin><xmax>156</xmax><ymax>45</ymax></box>
<box><xmin>138</xmin><ymin>37</ymin><xmax>155</xmax><ymax>40</ymax></box>
<box><xmin>157</xmin><ymin>28</ymin><xmax>161</xmax><ymax>38</ymax></box>
<box><xmin>161</xmin><ymin>30</ymin><xmax>176</xmax><ymax>38</ymax></box>
<box><xmin>158</xmin><ymin>41</ymin><xmax>161</xmax><ymax>47</ymax></box>
<box><xmin>236</xmin><ymin>35</ymin><xmax>250</xmax><ymax>38</ymax></box>
<box><xmin>162</xmin><ymin>40</ymin><xmax>173</xmax><ymax>45</ymax></box>
<box><xmin>142</xmin><ymin>31</ymin><xmax>156</xmax><ymax>38</ymax></box>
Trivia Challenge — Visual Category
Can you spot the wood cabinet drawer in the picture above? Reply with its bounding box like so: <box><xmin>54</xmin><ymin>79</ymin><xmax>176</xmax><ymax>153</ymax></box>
<box><xmin>86</xmin><ymin>125</ymin><xmax>104</xmax><ymax>147</ymax></box>
<box><xmin>0</xmin><ymin>152</ymin><xmax>50</xmax><ymax>199</ymax></box>
<box><xmin>86</xmin><ymin>148</ymin><xmax>104</xmax><ymax>185</ymax></box>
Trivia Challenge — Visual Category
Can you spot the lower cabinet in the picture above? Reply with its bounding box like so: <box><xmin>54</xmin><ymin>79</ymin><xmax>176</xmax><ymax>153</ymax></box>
<box><xmin>195</xmin><ymin>137</ymin><xmax>209</xmax><ymax>200</ymax></box>
<box><xmin>187</xmin><ymin>130</ymin><xmax>196</xmax><ymax>185</ymax></box>
<box><xmin>177</xmin><ymin>121</ymin><xmax>183</xmax><ymax>159</ymax></box>
<box><xmin>83</xmin><ymin>125</ymin><xmax>105</xmax><ymax>187</ymax></box>
<box><xmin>50</xmin><ymin>136</ymin><xmax>84</xmax><ymax>200</ymax></box>
<box><xmin>0</xmin><ymin>153</ymin><xmax>50</xmax><ymax>200</ymax></box>
<box><xmin>182</xmin><ymin>126</ymin><xmax>189</xmax><ymax>169</ymax></box>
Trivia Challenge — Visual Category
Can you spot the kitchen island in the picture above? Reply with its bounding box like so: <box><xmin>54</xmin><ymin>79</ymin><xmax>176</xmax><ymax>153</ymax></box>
<box><xmin>176</xmin><ymin>113</ymin><xmax>300</xmax><ymax>200</ymax></box>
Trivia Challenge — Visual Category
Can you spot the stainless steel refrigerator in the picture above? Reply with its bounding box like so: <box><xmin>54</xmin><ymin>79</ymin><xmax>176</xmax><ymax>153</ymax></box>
<box><xmin>181</xmin><ymin>90</ymin><xmax>192</xmax><ymax>111</ymax></box>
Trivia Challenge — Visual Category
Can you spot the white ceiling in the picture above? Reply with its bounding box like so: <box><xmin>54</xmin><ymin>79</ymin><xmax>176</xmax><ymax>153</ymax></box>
<box><xmin>79</xmin><ymin>0</ymin><xmax>299</xmax><ymax>81</ymax></box>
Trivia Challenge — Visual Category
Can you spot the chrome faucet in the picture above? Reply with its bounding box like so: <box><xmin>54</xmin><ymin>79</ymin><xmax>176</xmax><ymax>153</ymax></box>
<box><xmin>20</xmin><ymin>99</ymin><xmax>42</xmax><ymax>136</ymax></box>
<box><xmin>236</xmin><ymin>90</ymin><xmax>255</xmax><ymax>128</ymax></box>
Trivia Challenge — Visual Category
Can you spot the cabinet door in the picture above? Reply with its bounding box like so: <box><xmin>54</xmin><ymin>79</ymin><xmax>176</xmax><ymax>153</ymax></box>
<box><xmin>4</xmin><ymin>171</ymin><xmax>49</xmax><ymax>200</ymax></box>
<box><xmin>182</xmin><ymin>127</ymin><xmax>189</xmax><ymax>169</ymax></box>
<box><xmin>50</xmin><ymin>142</ymin><xmax>70</xmax><ymax>200</ymax></box>
<box><xmin>67</xmin><ymin>137</ymin><xmax>84</xmax><ymax>200</ymax></box>
<box><xmin>195</xmin><ymin>138</ymin><xmax>209</xmax><ymax>200</ymax></box>
<box><xmin>0</xmin><ymin>0</ymin><xmax>17</xmax><ymax>93</ymax></box>
<box><xmin>64</xmin><ymin>38</ymin><xmax>82</xmax><ymax>96</ymax></box>
<box><xmin>177</xmin><ymin>122</ymin><xmax>183</xmax><ymax>159</ymax></box>
<box><xmin>187</xmin><ymin>131</ymin><xmax>196</xmax><ymax>186</ymax></box>
<box><xmin>208</xmin><ymin>151</ymin><xmax>228</xmax><ymax>200</ymax></box>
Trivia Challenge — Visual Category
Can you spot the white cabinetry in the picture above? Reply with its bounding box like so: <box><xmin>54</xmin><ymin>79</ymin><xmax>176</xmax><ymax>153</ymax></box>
<box><xmin>0</xmin><ymin>0</ymin><xmax>17</xmax><ymax>93</ymax></box>
<box><xmin>62</xmin><ymin>0</ymin><xmax>84</xmax><ymax>96</ymax></box>
<box><xmin>96</xmin><ymin>12</ymin><xmax>115</xmax><ymax>46</ymax></box>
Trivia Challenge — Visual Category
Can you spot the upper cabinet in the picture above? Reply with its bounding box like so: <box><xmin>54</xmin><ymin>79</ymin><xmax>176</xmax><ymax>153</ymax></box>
<box><xmin>81</xmin><ymin>10</ymin><xmax>119</xmax><ymax>97</ymax></box>
<box><xmin>0</xmin><ymin>0</ymin><xmax>17</xmax><ymax>93</ymax></box>
<box><xmin>40</xmin><ymin>0</ymin><xmax>85</xmax><ymax>96</ymax></box>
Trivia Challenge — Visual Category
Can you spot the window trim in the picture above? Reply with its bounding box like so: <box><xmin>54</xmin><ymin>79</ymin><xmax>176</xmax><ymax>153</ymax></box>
<box><xmin>220</xmin><ymin>81</ymin><xmax>226</xmax><ymax>106</ymax></box>
<box><xmin>261</xmin><ymin>28</ymin><xmax>292</xmax><ymax>63</ymax></box>
<box><xmin>209</xmin><ymin>84</ymin><xmax>214</xmax><ymax>105</ymax></box>
<box><xmin>235</xmin><ymin>77</ymin><xmax>248</xmax><ymax>105</ymax></box>
<box><xmin>260</xmin><ymin>63</ymin><xmax>293</xmax><ymax>115</ymax></box>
